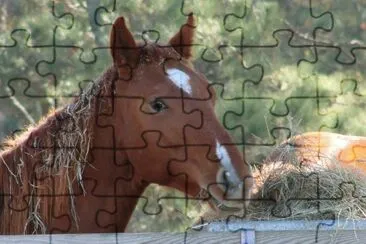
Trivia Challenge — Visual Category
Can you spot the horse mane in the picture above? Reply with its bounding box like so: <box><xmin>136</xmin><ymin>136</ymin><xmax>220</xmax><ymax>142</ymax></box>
<box><xmin>0</xmin><ymin>65</ymin><xmax>117</xmax><ymax>233</ymax></box>
<box><xmin>0</xmin><ymin>43</ymin><xmax>183</xmax><ymax>234</ymax></box>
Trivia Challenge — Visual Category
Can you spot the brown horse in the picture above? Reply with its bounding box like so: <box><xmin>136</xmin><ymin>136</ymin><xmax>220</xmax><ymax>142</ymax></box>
<box><xmin>265</xmin><ymin>131</ymin><xmax>366</xmax><ymax>174</ymax></box>
<box><xmin>0</xmin><ymin>15</ymin><xmax>253</xmax><ymax>234</ymax></box>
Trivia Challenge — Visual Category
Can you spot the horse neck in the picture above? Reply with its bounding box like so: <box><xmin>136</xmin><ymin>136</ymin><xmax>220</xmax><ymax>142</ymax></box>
<box><xmin>82</xmin><ymin>67</ymin><xmax>149</xmax><ymax>231</ymax></box>
<box><xmin>86</xmin><ymin>118</ymin><xmax>149</xmax><ymax>232</ymax></box>
<box><xmin>57</xmin><ymin>66</ymin><xmax>149</xmax><ymax>232</ymax></box>
<box><xmin>0</xmin><ymin>67</ymin><xmax>148</xmax><ymax>233</ymax></box>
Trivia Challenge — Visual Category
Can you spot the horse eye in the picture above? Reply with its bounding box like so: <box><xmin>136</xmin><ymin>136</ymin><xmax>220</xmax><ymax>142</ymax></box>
<box><xmin>150</xmin><ymin>99</ymin><xmax>168</xmax><ymax>113</ymax></box>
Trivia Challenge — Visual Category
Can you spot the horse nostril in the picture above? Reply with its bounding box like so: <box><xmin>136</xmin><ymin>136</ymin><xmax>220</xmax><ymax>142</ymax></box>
<box><xmin>212</xmin><ymin>154</ymin><xmax>220</xmax><ymax>162</ymax></box>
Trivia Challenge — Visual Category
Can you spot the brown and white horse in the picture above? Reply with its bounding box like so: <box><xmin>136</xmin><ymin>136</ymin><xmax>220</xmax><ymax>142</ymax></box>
<box><xmin>0</xmin><ymin>15</ymin><xmax>253</xmax><ymax>234</ymax></box>
<box><xmin>265</xmin><ymin>131</ymin><xmax>366</xmax><ymax>174</ymax></box>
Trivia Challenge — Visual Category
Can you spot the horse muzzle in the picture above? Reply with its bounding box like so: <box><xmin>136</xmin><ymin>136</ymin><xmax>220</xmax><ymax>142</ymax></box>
<box><xmin>203</xmin><ymin>168</ymin><xmax>254</xmax><ymax>211</ymax></box>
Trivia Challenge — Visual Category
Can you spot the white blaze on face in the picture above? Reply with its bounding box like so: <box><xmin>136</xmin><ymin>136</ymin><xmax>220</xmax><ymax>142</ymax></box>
<box><xmin>166</xmin><ymin>68</ymin><xmax>192</xmax><ymax>95</ymax></box>
<box><xmin>215</xmin><ymin>140</ymin><xmax>241</xmax><ymax>185</ymax></box>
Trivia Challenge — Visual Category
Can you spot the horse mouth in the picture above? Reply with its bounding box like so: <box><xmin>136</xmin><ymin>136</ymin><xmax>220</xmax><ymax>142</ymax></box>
<box><xmin>209</xmin><ymin>196</ymin><xmax>242</xmax><ymax>212</ymax></box>
<box><xmin>199</xmin><ymin>188</ymin><xmax>242</xmax><ymax>212</ymax></box>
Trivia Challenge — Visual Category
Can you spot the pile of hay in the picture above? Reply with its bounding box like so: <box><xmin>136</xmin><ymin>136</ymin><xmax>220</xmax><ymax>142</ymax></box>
<box><xmin>200</xmin><ymin>159</ymin><xmax>366</xmax><ymax>223</ymax></box>
<box><xmin>246</xmin><ymin>160</ymin><xmax>366</xmax><ymax>221</ymax></box>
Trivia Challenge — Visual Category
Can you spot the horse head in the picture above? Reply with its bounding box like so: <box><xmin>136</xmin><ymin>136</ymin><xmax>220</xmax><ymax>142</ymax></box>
<box><xmin>109</xmin><ymin>14</ymin><xmax>253</xmax><ymax>212</ymax></box>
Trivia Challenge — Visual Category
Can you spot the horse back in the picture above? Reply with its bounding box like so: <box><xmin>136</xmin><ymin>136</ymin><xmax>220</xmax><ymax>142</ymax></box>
<box><xmin>264</xmin><ymin>132</ymin><xmax>366</xmax><ymax>174</ymax></box>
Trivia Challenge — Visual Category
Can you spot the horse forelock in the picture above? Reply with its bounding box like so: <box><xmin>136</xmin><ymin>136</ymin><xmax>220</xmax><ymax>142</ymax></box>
<box><xmin>136</xmin><ymin>42</ymin><xmax>187</xmax><ymax>65</ymax></box>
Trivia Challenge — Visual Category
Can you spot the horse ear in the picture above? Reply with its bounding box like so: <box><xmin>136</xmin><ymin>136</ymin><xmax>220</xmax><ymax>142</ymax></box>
<box><xmin>110</xmin><ymin>17</ymin><xmax>138</xmax><ymax>68</ymax></box>
<box><xmin>169</xmin><ymin>13</ymin><xmax>195</xmax><ymax>59</ymax></box>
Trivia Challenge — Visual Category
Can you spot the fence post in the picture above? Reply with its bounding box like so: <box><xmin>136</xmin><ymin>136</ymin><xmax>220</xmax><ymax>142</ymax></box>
<box><xmin>240</xmin><ymin>229</ymin><xmax>255</xmax><ymax>244</ymax></box>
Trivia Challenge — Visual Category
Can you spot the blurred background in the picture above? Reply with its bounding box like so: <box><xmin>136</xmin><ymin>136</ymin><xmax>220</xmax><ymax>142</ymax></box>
<box><xmin>1</xmin><ymin>0</ymin><xmax>366</xmax><ymax>232</ymax></box>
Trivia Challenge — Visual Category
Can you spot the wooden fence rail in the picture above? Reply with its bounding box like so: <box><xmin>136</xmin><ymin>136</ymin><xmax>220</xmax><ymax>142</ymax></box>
<box><xmin>1</xmin><ymin>219</ymin><xmax>366</xmax><ymax>243</ymax></box>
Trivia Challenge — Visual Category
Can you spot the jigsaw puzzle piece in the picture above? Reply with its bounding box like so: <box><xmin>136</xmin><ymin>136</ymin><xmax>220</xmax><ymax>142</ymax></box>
<box><xmin>52</xmin><ymin>0</ymin><xmax>116</xmax><ymax>63</ymax></box>
<box><xmin>95</xmin><ymin>194</ymin><xmax>147</xmax><ymax>234</ymax></box>
<box><xmin>182</xmin><ymin>0</ymin><xmax>247</xmax><ymax>53</ymax></box>
<box><xmin>97</xmin><ymin>187</ymin><xmax>201</xmax><ymax>233</ymax></box>
<box><xmin>92</xmin><ymin>141</ymin><xmax>192</xmax><ymax>233</ymax></box>
<box><xmin>243</xmin><ymin>31</ymin><xmax>317</xmax><ymax>102</ymax></box>
<box><xmin>1</xmin><ymin>30</ymin><xmax>54</xmax><ymax>97</ymax></box>
<box><xmin>194</xmin><ymin>49</ymin><xmax>262</xmax><ymax>99</ymax></box>
<box><xmin>88</xmin><ymin>130</ymin><xmax>188</xmax><ymax>196</ymax></box>
<box><xmin>298</xmin><ymin>47</ymin><xmax>366</xmax><ymax>134</ymax></box>
<box><xmin>28</xmin><ymin>174</ymin><xmax>79</xmax><ymax>234</ymax></box>
<box><xmin>89</xmin><ymin>133</ymin><xmax>189</xmax><ymax>232</ymax></box>
<box><xmin>231</xmin><ymin>0</ymin><xmax>332</xmax><ymax>46</ymax></box>
<box><xmin>268</xmin><ymin>171</ymin><xmax>323</xmax><ymax>218</ymax></box>
<box><xmin>124</xmin><ymin>144</ymin><xmax>218</xmax><ymax>232</ymax></box>
<box><xmin>60</xmin><ymin>177</ymin><xmax>133</xmax><ymax>234</ymax></box>
<box><xmin>53</xmin><ymin>147</ymin><xmax>138</xmax><ymax>233</ymax></box>
<box><xmin>0</xmin><ymin>4</ymin><xmax>72</xmax><ymax>136</ymax></box>
<box><xmin>319</xmin><ymin>80</ymin><xmax>366</xmax><ymax>135</ymax></box>
<box><xmin>241</xmin><ymin>30</ymin><xmax>322</xmax><ymax>122</ymax></box>
<box><xmin>221</xmin><ymin>31</ymin><xmax>340</xmax><ymax>162</ymax></box>
<box><xmin>284</xmin><ymin>98</ymin><xmax>338</xmax><ymax>131</ymax></box>
<box><xmin>0</xmin><ymin>29</ymin><xmax>56</xmax><ymax>137</ymax></box>
<box><xmin>227</xmin><ymin>98</ymin><xmax>337</xmax><ymax>162</ymax></box>
<box><xmin>311</xmin><ymin>1</ymin><xmax>366</xmax><ymax>63</ymax></box>
<box><xmin>36</xmin><ymin>45</ymin><xmax>111</xmax><ymax>98</ymax></box>
<box><xmin>125</xmin><ymin>184</ymin><xmax>203</xmax><ymax>232</ymax></box>
<box><xmin>3</xmin><ymin>194</ymin><xmax>32</xmax><ymax>233</ymax></box>
<box><xmin>4</xmin><ymin>171</ymin><xmax>79</xmax><ymax>234</ymax></box>
<box><xmin>214</xmin><ymin>94</ymin><xmax>245</xmax><ymax>145</ymax></box>
<box><xmin>95</xmin><ymin>94</ymin><xmax>202</xmax><ymax>148</ymax></box>
<box><xmin>0</xmin><ymin>1</ymin><xmax>72</xmax><ymax>47</ymax></box>
<box><xmin>53</xmin><ymin>0</ymin><xmax>169</xmax><ymax>64</ymax></box>
<box><xmin>228</xmin><ymin>169</ymin><xmax>332</xmax><ymax>224</ymax></box>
